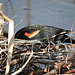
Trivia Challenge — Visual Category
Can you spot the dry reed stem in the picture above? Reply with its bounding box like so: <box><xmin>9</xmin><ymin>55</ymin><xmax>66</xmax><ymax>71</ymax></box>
<box><xmin>70</xmin><ymin>20</ymin><xmax>75</xmax><ymax>44</ymax></box>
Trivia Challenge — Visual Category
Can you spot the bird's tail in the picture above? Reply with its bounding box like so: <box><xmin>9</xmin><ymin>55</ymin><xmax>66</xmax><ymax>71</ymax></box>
<box><xmin>54</xmin><ymin>34</ymin><xmax>75</xmax><ymax>44</ymax></box>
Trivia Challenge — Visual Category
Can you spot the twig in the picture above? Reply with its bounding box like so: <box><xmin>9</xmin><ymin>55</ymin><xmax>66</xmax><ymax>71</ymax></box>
<box><xmin>14</xmin><ymin>19</ymin><xmax>23</xmax><ymax>28</ymax></box>
<box><xmin>65</xmin><ymin>69</ymin><xmax>75</xmax><ymax>74</ymax></box>
<box><xmin>11</xmin><ymin>15</ymin><xmax>17</xmax><ymax>20</ymax></box>
<box><xmin>11</xmin><ymin>44</ymin><xmax>33</xmax><ymax>75</ymax></box>
<box><xmin>70</xmin><ymin>20</ymin><xmax>75</xmax><ymax>44</ymax></box>
<box><xmin>0</xmin><ymin>49</ymin><xmax>7</xmax><ymax>54</ymax></box>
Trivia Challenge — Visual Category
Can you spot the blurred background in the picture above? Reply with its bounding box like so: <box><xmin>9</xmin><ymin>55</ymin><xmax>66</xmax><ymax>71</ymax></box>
<box><xmin>0</xmin><ymin>0</ymin><xmax>75</xmax><ymax>34</ymax></box>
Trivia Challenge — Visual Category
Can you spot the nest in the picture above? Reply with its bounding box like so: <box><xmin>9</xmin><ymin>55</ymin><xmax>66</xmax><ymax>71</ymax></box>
<box><xmin>0</xmin><ymin>38</ymin><xmax>75</xmax><ymax>75</ymax></box>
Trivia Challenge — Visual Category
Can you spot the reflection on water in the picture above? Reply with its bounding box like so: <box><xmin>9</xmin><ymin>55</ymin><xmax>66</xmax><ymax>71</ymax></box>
<box><xmin>25</xmin><ymin>0</ymin><xmax>31</xmax><ymax>26</ymax></box>
<box><xmin>4</xmin><ymin>0</ymin><xmax>15</xmax><ymax>17</ymax></box>
<box><xmin>73</xmin><ymin>0</ymin><xmax>75</xmax><ymax>4</ymax></box>
<box><xmin>4</xmin><ymin>0</ymin><xmax>15</xmax><ymax>31</ymax></box>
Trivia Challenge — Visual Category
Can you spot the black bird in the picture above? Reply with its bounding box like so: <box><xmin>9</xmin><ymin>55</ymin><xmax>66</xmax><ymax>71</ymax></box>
<box><xmin>15</xmin><ymin>24</ymin><xmax>75</xmax><ymax>44</ymax></box>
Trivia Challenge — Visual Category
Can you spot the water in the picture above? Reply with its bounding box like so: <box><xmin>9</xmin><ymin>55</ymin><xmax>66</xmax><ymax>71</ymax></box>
<box><xmin>0</xmin><ymin>0</ymin><xmax>75</xmax><ymax>34</ymax></box>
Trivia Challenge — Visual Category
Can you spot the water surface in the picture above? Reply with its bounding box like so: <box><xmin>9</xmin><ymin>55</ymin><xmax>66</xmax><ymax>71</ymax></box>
<box><xmin>0</xmin><ymin>0</ymin><xmax>75</xmax><ymax>33</ymax></box>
